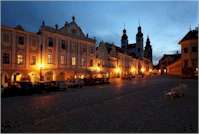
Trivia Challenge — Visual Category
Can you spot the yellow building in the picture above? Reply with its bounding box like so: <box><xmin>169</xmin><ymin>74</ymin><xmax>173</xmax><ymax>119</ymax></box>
<box><xmin>1</xmin><ymin>16</ymin><xmax>96</xmax><ymax>87</ymax></box>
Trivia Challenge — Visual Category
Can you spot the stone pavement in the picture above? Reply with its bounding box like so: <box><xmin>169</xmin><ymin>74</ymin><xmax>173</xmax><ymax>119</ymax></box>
<box><xmin>1</xmin><ymin>76</ymin><xmax>198</xmax><ymax>133</ymax></box>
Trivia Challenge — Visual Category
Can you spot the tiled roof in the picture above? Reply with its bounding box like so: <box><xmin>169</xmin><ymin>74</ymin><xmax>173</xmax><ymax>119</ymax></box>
<box><xmin>179</xmin><ymin>29</ymin><xmax>198</xmax><ymax>44</ymax></box>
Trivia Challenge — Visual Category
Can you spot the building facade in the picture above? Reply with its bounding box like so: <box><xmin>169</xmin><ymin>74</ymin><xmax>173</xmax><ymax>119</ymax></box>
<box><xmin>96</xmin><ymin>41</ymin><xmax>152</xmax><ymax>78</ymax></box>
<box><xmin>179</xmin><ymin>27</ymin><xmax>198</xmax><ymax>76</ymax></box>
<box><xmin>167</xmin><ymin>59</ymin><xmax>182</xmax><ymax>76</ymax></box>
<box><xmin>1</xmin><ymin>17</ymin><xmax>96</xmax><ymax>87</ymax></box>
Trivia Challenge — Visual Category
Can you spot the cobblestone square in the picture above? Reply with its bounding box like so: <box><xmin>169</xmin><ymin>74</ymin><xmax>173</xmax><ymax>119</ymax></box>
<box><xmin>1</xmin><ymin>76</ymin><xmax>198</xmax><ymax>133</ymax></box>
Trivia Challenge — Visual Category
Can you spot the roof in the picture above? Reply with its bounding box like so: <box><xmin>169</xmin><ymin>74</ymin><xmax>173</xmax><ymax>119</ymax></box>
<box><xmin>179</xmin><ymin>29</ymin><xmax>198</xmax><ymax>44</ymax></box>
<box><xmin>159</xmin><ymin>54</ymin><xmax>181</xmax><ymax>65</ymax></box>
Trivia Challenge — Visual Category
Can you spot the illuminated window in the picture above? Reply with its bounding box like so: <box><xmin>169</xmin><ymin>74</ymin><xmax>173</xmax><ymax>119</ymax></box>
<box><xmin>60</xmin><ymin>55</ymin><xmax>65</xmax><ymax>64</ymax></box>
<box><xmin>48</xmin><ymin>54</ymin><xmax>53</xmax><ymax>64</ymax></box>
<box><xmin>2</xmin><ymin>53</ymin><xmax>9</xmax><ymax>64</ymax></box>
<box><xmin>17</xmin><ymin>54</ymin><xmax>24</xmax><ymax>65</ymax></box>
<box><xmin>81</xmin><ymin>58</ymin><xmax>85</xmax><ymax>66</ymax></box>
<box><xmin>72</xmin><ymin>57</ymin><xmax>76</xmax><ymax>66</ymax></box>
<box><xmin>31</xmin><ymin>56</ymin><xmax>36</xmax><ymax>65</ymax></box>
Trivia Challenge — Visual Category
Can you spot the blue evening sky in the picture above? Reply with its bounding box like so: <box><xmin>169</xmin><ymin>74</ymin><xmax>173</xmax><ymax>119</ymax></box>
<box><xmin>1</xmin><ymin>1</ymin><xmax>198</xmax><ymax>64</ymax></box>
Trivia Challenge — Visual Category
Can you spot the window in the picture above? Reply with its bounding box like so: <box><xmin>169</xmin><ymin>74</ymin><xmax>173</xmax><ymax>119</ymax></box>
<box><xmin>31</xmin><ymin>56</ymin><xmax>36</xmax><ymax>65</ymax></box>
<box><xmin>18</xmin><ymin>36</ymin><xmax>24</xmax><ymax>45</ymax></box>
<box><xmin>90</xmin><ymin>47</ymin><xmax>95</xmax><ymax>54</ymax></box>
<box><xmin>137</xmin><ymin>48</ymin><xmax>140</xmax><ymax>52</ymax></box>
<box><xmin>83</xmin><ymin>46</ymin><xmax>87</xmax><ymax>53</ymax></box>
<box><xmin>183</xmin><ymin>48</ymin><xmax>188</xmax><ymax>53</ymax></box>
<box><xmin>48</xmin><ymin>37</ymin><xmax>53</xmax><ymax>47</ymax></box>
<box><xmin>192</xmin><ymin>46</ymin><xmax>197</xmax><ymax>52</ymax></box>
<box><xmin>72</xmin><ymin>57</ymin><xmax>76</xmax><ymax>66</ymax></box>
<box><xmin>48</xmin><ymin>54</ymin><xmax>53</xmax><ymax>64</ymax></box>
<box><xmin>3</xmin><ymin>33</ymin><xmax>9</xmax><ymax>43</ymax></box>
<box><xmin>192</xmin><ymin>59</ymin><xmax>197</xmax><ymax>67</ymax></box>
<box><xmin>90</xmin><ymin>59</ymin><xmax>93</xmax><ymax>67</ymax></box>
<box><xmin>32</xmin><ymin>39</ymin><xmax>37</xmax><ymax>48</ymax></box>
<box><xmin>60</xmin><ymin>56</ymin><xmax>65</xmax><ymax>64</ymax></box>
<box><xmin>17</xmin><ymin>54</ymin><xmax>24</xmax><ymax>65</ymax></box>
<box><xmin>2</xmin><ymin>53</ymin><xmax>9</xmax><ymax>64</ymax></box>
<box><xmin>184</xmin><ymin>60</ymin><xmax>188</xmax><ymax>68</ymax></box>
<box><xmin>81</xmin><ymin>58</ymin><xmax>85</xmax><ymax>66</ymax></box>
<box><xmin>61</xmin><ymin>40</ymin><xmax>65</xmax><ymax>49</ymax></box>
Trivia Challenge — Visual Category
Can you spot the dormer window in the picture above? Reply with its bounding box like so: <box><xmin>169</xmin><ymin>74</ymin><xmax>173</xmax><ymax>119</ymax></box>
<box><xmin>48</xmin><ymin>37</ymin><xmax>53</xmax><ymax>47</ymax></box>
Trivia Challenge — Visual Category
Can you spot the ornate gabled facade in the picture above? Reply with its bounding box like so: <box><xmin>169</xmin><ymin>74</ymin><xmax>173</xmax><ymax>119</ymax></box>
<box><xmin>1</xmin><ymin>16</ymin><xmax>96</xmax><ymax>87</ymax></box>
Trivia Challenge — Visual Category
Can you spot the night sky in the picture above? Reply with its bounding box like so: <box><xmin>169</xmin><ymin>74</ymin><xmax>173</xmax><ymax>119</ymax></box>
<box><xmin>1</xmin><ymin>1</ymin><xmax>198</xmax><ymax>64</ymax></box>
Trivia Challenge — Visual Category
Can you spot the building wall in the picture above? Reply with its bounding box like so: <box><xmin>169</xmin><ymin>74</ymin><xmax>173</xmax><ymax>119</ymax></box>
<box><xmin>167</xmin><ymin>59</ymin><xmax>182</xmax><ymax>76</ymax></box>
<box><xmin>1</xmin><ymin>25</ymin><xmax>96</xmax><ymax>87</ymax></box>
<box><xmin>181</xmin><ymin>39</ymin><xmax>198</xmax><ymax>70</ymax></box>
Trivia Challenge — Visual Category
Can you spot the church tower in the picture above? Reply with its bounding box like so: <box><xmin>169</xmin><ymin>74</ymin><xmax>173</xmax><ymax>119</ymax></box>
<box><xmin>136</xmin><ymin>25</ymin><xmax>144</xmax><ymax>57</ymax></box>
<box><xmin>144</xmin><ymin>36</ymin><xmax>153</xmax><ymax>63</ymax></box>
<box><xmin>121</xmin><ymin>28</ymin><xmax>128</xmax><ymax>52</ymax></box>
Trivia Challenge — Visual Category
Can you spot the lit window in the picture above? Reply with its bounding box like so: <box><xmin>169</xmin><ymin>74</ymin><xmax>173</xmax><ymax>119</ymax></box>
<box><xmin>81</xmin><ymin>58</ymin><xmax>85</xmax><ymax>66</ymax></box>
<box><xmin>17</xmin><ymin>54</ymin><xmax>24</xmax><ymax>65</ymax></box>
<box><xmin>60</xmin><ymin>55</ymin><xmax>65</xmax><ymax>64</ymax></box>
<box><xmin>31</xmin><ymin>56</ymin><xmax>36</xmax><ymax>65</ymax></box>
<box><xmin>72</xmin><ymin>57</ymin><xmax>76</xmax><ymax>65</ymax></box>
<box><xmin>48</xmin><ymin>54</ymin><xmax>53</xmax><ymax>64</ymax></box>
<box><xmin>2</xmin><ymin>53</ymin><xmax>9</xmax><ymax>64</ymax></box>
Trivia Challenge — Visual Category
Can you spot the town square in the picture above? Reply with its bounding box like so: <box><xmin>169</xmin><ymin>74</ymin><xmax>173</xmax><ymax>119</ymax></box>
<box><xmin>1</xmin><ymin>1</ymin><xmax>198</xmax><ymax>133</ymax></box>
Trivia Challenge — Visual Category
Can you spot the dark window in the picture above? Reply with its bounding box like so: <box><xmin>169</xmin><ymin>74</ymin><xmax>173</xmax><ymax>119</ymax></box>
<box><xmin>2</xmin><ymin>53</ymin><xmax>9</xmax><ymax>64</ymax></box>
<box><xmin>48</xmin><ymin>37</ymin><xmax>53</xmax><ymax>47</ymax></box>
<box><xmin>90</xmin><ymin>47</ymin><xmax>94</xmax><ymax>54</ymax></box>
<box><xmin>192</xmin><ymin>46</ymin><xmax>197</xmax><ymax>52</ymax></box>
<box><xmin>184</xmin><ymin>60</ymin><xmax>188</xmax><ymax>68</ymax></box>
<box><xmin>137</xmin><ymin>48</ymin><xmax>140</xmax><ymax>52</ymax></box>
<box><xmin>61</xmin><ymin>40</ymin><xmax>65</xmax><ymax>49</ymax></box>
<box><xmin>183</xmin><ymin>48</ymin><xmax>188</xmax><ymax>53</ymax></box>
<box><xmin>18</xmin><ymin>36</ymin><xmax>24</xmax><ymax>45</ymax></box>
